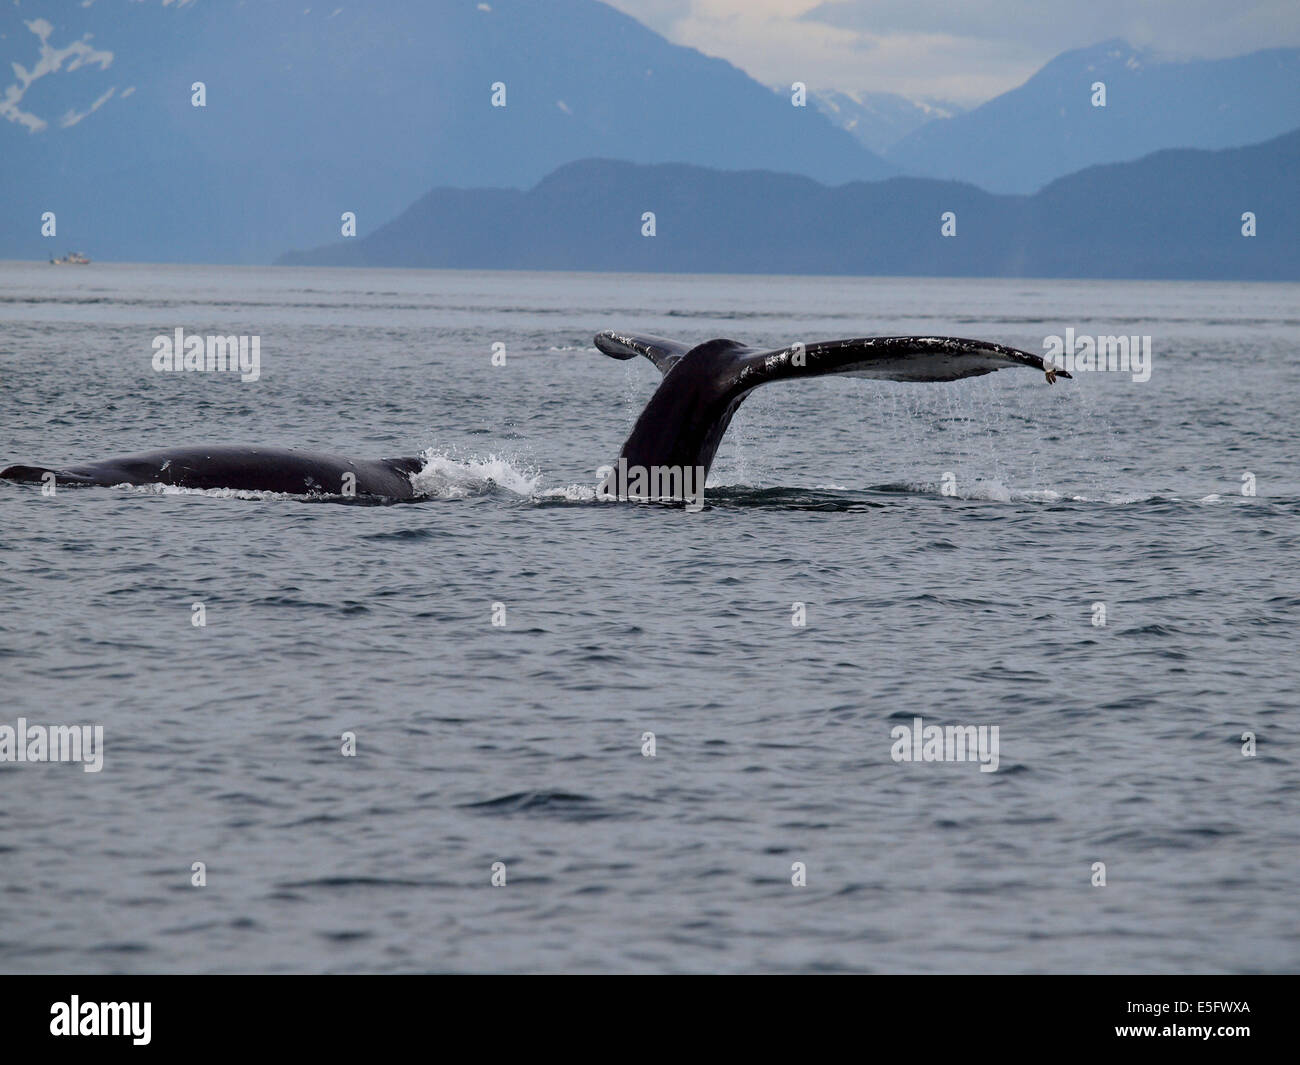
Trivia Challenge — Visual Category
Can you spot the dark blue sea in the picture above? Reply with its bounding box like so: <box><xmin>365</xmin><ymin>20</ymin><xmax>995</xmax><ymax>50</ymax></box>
<box><xmin>1</xmin><ymin>262</ymin><xmax>1297</xmax><ymax>972</ymax></box>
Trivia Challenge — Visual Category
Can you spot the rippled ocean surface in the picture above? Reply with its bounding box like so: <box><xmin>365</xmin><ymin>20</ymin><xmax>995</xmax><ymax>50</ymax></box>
<box><xmin>1</xmin><ymin>263</ymin><xmax>1297</xmax><ymax>973</ymax></box>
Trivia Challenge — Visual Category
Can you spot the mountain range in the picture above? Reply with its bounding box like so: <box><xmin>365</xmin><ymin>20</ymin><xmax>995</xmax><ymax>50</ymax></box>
<box><xmin>0</xmin><ymin>0</ymin><xmax>890</xmax><ymax>264</ymax></box>
<box><xmin>279</xmin><ymin>130</ymin><xmax>1300</xmax><ymax>280</ymax></box>
<box><xmin>885</xmin><ymin>40</ymin><xmax>1300</xmax><ymax>192</ymax></box>
<box><xmin>2</xmin><ymin>3</ymin><xmax>1297</xmax><ymax>270</ymax></box>
<box><xmin>804</xmin><ymin>89</ymin><xmax>965</xmax><ymax>156</ymax></box>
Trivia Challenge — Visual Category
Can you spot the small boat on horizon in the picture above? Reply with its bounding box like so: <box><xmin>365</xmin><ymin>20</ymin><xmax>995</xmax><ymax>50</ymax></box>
<box><xmin>50</xmin><ymin>251</ymin><xmax>91</xmax><ymax>265</ymax></box>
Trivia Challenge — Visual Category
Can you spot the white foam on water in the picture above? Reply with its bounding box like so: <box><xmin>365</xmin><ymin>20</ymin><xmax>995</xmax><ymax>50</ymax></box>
<box><xmin>901</xmin><ymin>478</ymin><xmax>1163</xmax><ymax>505</ymax></box>
<box><xmin>534</xmin><ymin>483</ymin><xmax>606</xmax><ymax>503</ymax></box>
<box><xmin>959</xmin><ymin>479</ymin><xmax>1014</xmax><ymax>502</ymax></box>
<box><xmin>117</xmin><ymin>482</ymin><xmax>302</xmax><ymax>501</ymax></box>
<box><xmin>409</xmin><ymin>449</ymin><xmax>541</xmax><ymax>499</ymax></box>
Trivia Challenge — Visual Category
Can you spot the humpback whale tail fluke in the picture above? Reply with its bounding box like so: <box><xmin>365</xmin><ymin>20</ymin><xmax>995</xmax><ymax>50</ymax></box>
<box><xmin>594</xmin><ymin>331</ymin><xmax>692</xmax><ymax>375</ymax></box>
<box><xmin>596</xmin><ymin>330</ymin><xmax>1070</xmax><ymax>495</ymax></box>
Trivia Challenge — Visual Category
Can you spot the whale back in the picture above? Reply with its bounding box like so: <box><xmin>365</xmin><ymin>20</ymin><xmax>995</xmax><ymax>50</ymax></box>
<box><xmin>2</xmin><ymin>447</ymin><xmax>422</xmax><ymax>499</ymax></box>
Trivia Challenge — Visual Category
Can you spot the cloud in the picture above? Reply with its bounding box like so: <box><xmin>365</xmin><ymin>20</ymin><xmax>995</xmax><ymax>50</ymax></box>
<box><xmin>0</xmin><ymin>18</ymin><xmax>114</xmax><ymax>133</ymax></box>
<box><xmin>60</xmin><ymin>85</ymin><xmax>117</xmax><ymax>128</ymax></box>
<box><xmin>801</xmin><ymin>0</ymin><xmax>1300</xmax><ymax>57</ymax></box>
<box><xmin>606</xmin><ymin>0</ymin><xmax>1300</xmax><ymax>104</ymax></box>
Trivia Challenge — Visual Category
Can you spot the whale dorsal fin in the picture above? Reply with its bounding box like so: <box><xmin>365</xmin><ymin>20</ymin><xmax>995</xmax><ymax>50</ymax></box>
<box><xmin>594</xmin><ymin>330</ymin><xmax>693</xmax><ymax>375</ymax></box>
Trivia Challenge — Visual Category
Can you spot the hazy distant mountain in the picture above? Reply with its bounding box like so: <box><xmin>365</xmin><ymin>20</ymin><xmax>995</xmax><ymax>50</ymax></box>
<box><xmin>279</xmin><ymin>129</ymin><xmax>1300</xmax><ymax>280</ymax></box>
<box><xmin>0</xmin><ymin>0</ymin><xmax>891</xmax><ymax>264</ymax></box>
<box><xmin>807</xmin><ymin>89</ymin><xmax>964</xmax><ymax>155</ymax></box>
<box><xmin>885</xmin><ymin>40</ymin><xmax>1300</xmax><ymax>193</ymax></box>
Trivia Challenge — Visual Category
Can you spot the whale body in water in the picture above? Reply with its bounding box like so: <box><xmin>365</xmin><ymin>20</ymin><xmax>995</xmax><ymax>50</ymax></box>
<box><xmin>1</xmin><ymin>445</ymin><xmax>424</xmax><ymax>500</ymax></box>
<box><xmin>1</xmin><ymin>332</ymin><xmax>1068</xmax><ymax>500</ymax></box>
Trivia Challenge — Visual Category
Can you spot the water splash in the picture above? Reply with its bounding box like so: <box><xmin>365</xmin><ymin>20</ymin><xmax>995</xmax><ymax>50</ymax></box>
<box><xmin>409</xmin><ymin>448</ymin><xmax>541</xmax><ymax>499</ymax></box>
<box><xmin>119</xmin><ymin>482</ymin><xmax>301</xmax><ymax>501</ymax></box>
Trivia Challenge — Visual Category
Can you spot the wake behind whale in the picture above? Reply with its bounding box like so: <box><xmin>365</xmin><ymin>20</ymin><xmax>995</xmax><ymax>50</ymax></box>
<box><xmin>1</xmin><ymin>331</ymin><xmax>1068</xmax><ymax>502</ymax></box>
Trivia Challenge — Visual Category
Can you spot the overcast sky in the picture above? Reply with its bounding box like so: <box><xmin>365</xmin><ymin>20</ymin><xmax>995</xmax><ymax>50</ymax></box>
<box><xmin>604</xmin><ymin>0</ymin><xmax>1300</xmax><ymax>104</ymax></box>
